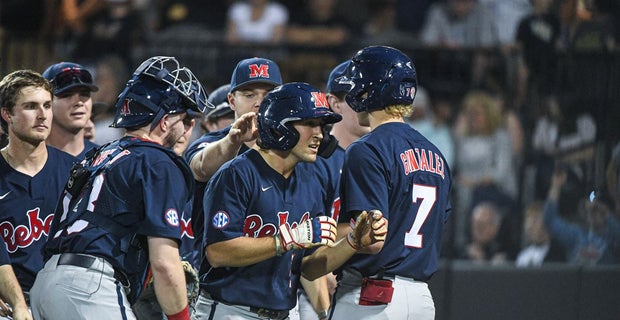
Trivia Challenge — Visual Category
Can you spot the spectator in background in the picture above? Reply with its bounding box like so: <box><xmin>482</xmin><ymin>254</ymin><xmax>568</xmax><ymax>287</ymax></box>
<box><xmin>515</xmin><ymin>201</ymin><xmax>566</xmax><ymax>267</ymax></box>
<box><xmin>452</xmin><ymin>90</ymin><xmax>518</xmax><ymax>251</ymax></box>
<box><xmin>42</xmin><ymin>62</ymin><xmax>100</xmax><ymax>159</ymax></box>
<box><xmin>460</xmin><ymin>202</ymin><xmax>515</xmax><ymax>264</ymax></box>
<box><xmin>286</xmin><ymin>0</ymin><xmax>350</xmax><ymax>47</ymax></box>
<box><xmin>394</xmin><ymin>0</ymin><xmax>433</xmax><ymax>36</ymax></box>
<box><xmin>515</xmin><ymin>0</ymin><xmax>562</xmax><ymax>109</ymax></box>
<box><xmin>544</xmin><ymin>169</ymin><xmax>620</xmax><ymax>265</ymax></box>
<box><xmin>479</xmin><ymin>0</ymin><xmax>532</xmax><ymax>47</ymax></box>
<box><xmin>0</xmin><ymin>0</ymin><xmax>56</xmax><ymax>76</ymax></box>
<box><xmin>225</xmin><ymin>0</ymin><xmax>288</xmax><ymax>44</ymax></box>
<box><xmin>420</xmin><ymin>0</ymin><xmax>498</xmax><ymax>48</ymax></box>
<box><xmin>419</xmin><ymin>0</ymin><xmax>499</xmax><ymax>87</ymax></box>
<box><xmin>562</xmin><ymin>0</ymin><xmax>617</xmax><ymax>53</ymax></box>
<box><xmin>71</xmin><ymin>0</ymin><xmax>147</xmax><ymax>68</ymax></box>
<box><xmin>405</xmin><ymin>86</ymin><xmax>455</xmax><ymax>168</ymax></box>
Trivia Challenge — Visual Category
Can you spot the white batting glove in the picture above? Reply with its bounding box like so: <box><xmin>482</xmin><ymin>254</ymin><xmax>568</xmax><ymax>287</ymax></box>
<box><xmin>279</xmin><ymin>216</ymin><xmax>337</xmax><ymax>251</ymax></box>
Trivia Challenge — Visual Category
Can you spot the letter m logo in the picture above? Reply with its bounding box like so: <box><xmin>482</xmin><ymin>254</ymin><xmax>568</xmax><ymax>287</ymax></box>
<box><xmin>248</xmin><ymin>64</ymin><xmax>270</xmax><ymax>79</ymax></box>
<box><xmin>311</xmin><ymin>92</ymin><xmax>328</xmax><ymax>109</ymax></box>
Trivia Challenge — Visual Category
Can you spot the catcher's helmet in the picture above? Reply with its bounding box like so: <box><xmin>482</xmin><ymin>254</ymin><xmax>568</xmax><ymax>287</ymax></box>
<box><xmin>338</xmin><ymin>45</ymin><xmax>417</xmax><ymax>113</ymax></box>
<box><xmin>111</xmin><ymin>56</ymin><xmax>212</xmax><ymax>129</ymax></box>
<box><xmin>257</xmin><ymin>82</ymin><xmax>342</xmax><ymax>151</ymax></box>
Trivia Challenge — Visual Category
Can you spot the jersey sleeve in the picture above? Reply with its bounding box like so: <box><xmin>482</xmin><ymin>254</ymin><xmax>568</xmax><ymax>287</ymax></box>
<box><xmin>203</xmin><ymin>165</ymin><xmax>251</xmax><ymax>245</ymax></box>
<box><xmin>339</xmin><ymin>142</ymin><xmax>389</xmax><ymax>223</ymax></box>
<box><xmin>137</xmin><ymin>160</ymin><xmax>188</xmax><ymax>241</ymax></box>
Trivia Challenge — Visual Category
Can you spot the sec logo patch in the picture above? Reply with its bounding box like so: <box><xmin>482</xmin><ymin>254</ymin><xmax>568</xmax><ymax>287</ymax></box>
<box><xmin>212</xmin><ymin>211</ymin><xmax>230</xmax><ymax>229</ymax></box>
<box><xmin>165</xmin><ymin>209</ymin><xmax>180</xmax><ymax>226</ymax></box>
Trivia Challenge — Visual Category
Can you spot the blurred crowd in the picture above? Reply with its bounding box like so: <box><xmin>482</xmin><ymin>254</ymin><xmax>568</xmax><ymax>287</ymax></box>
<box><xmin>1</xmin><ymin>0</ymin><xmax>620</xmax><ymax>265</ymax></box>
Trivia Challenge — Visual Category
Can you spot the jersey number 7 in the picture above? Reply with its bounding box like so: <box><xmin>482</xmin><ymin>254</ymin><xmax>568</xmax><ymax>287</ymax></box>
<box><xmin>404</xmin><ymin>184</ymin><xmax>435</xmax><ymax>248</ymax></box>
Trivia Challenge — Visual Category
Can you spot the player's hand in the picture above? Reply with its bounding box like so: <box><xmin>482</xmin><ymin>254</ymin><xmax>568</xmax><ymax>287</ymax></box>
<box><xmin>348</xmin><ymin>210</ymin><xmax>387</xmax><ymax>249</ymax></box>
<box><xmin>279</xmin><ymin>216</ymin><xmax>337</xmax><ymax>251</ymax></box>
<box><xmin>228</xmin><ymin>112</ymin><xmax>257</xmax><ymax>144</ymax></box>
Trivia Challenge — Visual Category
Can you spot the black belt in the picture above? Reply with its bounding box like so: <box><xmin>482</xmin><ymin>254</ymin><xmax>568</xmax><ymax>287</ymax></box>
<box><xmin>202</xmin><ymin>290</ymin><xmax>288</xmax><ymax>320</ymax></box>
<box><xmin>248</xmin><ymin>307</ymin><xmax>289</xmax><ymax>320</ymax></box>
<box><xmin>57</xmin><ymin>253</ymin><xmax>129</xmax><ymax>286</ymax></box>
<box><xmin>58</xmin><ymin>253</ymin><xmax>96</xmax><ymax>268</ymax></box>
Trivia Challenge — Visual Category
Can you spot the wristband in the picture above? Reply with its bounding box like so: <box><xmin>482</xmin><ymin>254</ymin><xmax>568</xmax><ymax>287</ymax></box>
<box><xmin>275</xmin><ymin>235</ymin><xmax>282</xmax><ymax>256</ymax></box>
<box><xmin>166</xmin><ymin>305</ymin><xmax>190</xmax><ymax>320</ymax></box>
<box><xmin>317</xmin><ymin>309</ymin><xmax>329</xmax><ymax>319</ymax></box>
<box><xmin>346</xmin><ymin>232</ymin><xmax>360</xmax><ymax>250</ymax></box>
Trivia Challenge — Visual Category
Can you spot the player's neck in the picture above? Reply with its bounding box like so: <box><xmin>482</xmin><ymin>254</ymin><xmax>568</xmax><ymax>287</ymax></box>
<box><xmin>331</xmin><ymin>126</ymin><xmax>357</xmax><ymax>150</ymax></box>
<box><xmin>368</xmin><ymin>110</ymin><xmax>404</xmax><ymax>131</ymax></box>
<box><xmin>1</xmin><ymin>139</ymin><xmax>48</xmax><ymax>176</ymax></box>
<box><xmin>258</xmin><ymin>149</ymin><xmax>297</xmax><ymax>178</ymax></box>
<box><xmin>47</xmin><ymin>127</ymin><xmax>85</xmax><ymax>157</ymax></box>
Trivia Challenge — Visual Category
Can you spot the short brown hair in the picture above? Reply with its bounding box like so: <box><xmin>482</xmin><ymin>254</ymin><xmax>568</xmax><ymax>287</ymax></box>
<box><xmin>0</xmin><ymin>70</ymin><xmax>51</xmax><ymax>132</ymax></box>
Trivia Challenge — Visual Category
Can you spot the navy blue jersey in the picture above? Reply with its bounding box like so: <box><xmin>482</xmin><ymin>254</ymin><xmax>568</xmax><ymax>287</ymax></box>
<box><xmin>0</xmin><ymin>146</ymin><xmax>78</xmax><ymax>291</ymax></box>
<box><xmin>179</xmin><ymin>198</ymin><xmax>200</xmax><ymax>269</ymax></box>
<box><xmin>45</xmin><ymin>137</ymin><xmax>192</xmax><ymax>277</ymax></box>
<box><xmin>184</xmin><ymin>126</ymin><xmax>251</xmax><ymax>272</ymax></box>
<box><xmin>77</xmin><ymin>139</ymin><xmax>100</xmax><ymax>160</ymax></box>
<box><xmin>339</xmin><ymin>123</ymin><xmax>452</xmax><ymax>281</ymax></box>
<box><xmin>201</xmin><ymin>149</ymin><xmax>328</xmax><ymax>311</ymax></box>
<box><xmin>314</xmin><ymin>146</ymin><xmax>345</xmax><ymax>220</ymax></box>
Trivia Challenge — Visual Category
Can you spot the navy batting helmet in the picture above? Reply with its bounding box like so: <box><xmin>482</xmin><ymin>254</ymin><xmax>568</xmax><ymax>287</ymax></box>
<box><xmin>257</xmin><ymin>82</ymin><xmax>342</xmax><ymax>151</ymax></box>
<box><xmin>111</xmin><ymin>56</ymin><xmax>212</xmax><ymax>129</ymax></box>
<box><xmin>339</xmin><ymin>46</ymin><xmax>417</xmax><ymax>113</ymax></box>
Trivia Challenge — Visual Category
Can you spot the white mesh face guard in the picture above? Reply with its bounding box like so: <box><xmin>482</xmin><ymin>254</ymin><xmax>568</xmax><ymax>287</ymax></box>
<box><xmin>133</xmin><ymin>56</ymin><xmax>213</xmax><ymax>113</ymax></box>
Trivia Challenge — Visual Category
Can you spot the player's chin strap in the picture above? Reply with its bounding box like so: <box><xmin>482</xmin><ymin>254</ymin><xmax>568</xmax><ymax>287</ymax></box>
<box><xmin>318</xmin><ymin>125</ymin><xmax>339</xmax><ymax>158</ymax></box>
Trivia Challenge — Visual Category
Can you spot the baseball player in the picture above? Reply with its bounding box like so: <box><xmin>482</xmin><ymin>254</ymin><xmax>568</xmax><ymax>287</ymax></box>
<box><xmin>202</xmin><ymin>84</ymin><xmax>235</xmax><ymax>133</ymax></box>
<box><xmin>29</xmin><ymin>56</ymin><xmax>210</xmax><ymax>320</ymax></box>
<box><xmin>0</xmin><ymin>237</ymin><xmax>32</xmax><ymax>320</ymax></box>
<box><xmin>42</xmin><ymin>62</ymin><xmax>100</xmax><ymax>159</ymax></box>
<box><xmin>296</xmin><ymin>60</ymin><xmax>372</xmax><ymax>320</ymax></box>
<box><xmin>303</xmin><ymin>46</ymin><xmax>452</xmax><ymax>320</ymax></box>
<box><xmin>192</xmin><ymin>82</ymin><xmax>347</xmax><ymax>320</ymax></box>
<box><xmin>0</xmin><ymin>70</ymin><xmax>78</xmax><ymax>309</ymax></box>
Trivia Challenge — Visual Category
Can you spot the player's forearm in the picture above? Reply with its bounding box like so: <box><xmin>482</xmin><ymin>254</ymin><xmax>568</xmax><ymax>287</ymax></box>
<box><xmin>0</xmin><ymin>265</ymin><xmax>28</xmax><ymax>311</ymax></box>
<box><xmin>190</xmin><ymin>138</ymin><xmax>242</xmax><ymax>182</ymax></box>
<box><xmin>148</xmin><ymin>238</ymin><xmax>188</xmax><ymax>315</ymax></box>
<box><xmin>300</xmin><ymin>276</ymin><xmax>330</xmax><ymax>317</ymax></box>
<box><xmin>301</xmin><ymin>239</ymin><xmax>357</xmax><ymax>280</ymax></box>
<box><xmin>206</xmin><ymin>236</ymin><xmax>278</xmax><ymax>267</ymax></box>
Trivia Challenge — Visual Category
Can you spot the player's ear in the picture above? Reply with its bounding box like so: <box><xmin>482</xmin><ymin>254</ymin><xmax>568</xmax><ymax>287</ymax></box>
<box><xmin>228</xmin><ymin>92</ymin><xmax>237</xmax><ymax>111</ymax></box>
<box><xmin>327</xmin><ymin>94</ymin><xmax>340</xmax><ymax>113</ymax></box>
<box><xmin>1</xmin><ymin>107</ymin><xmax>10</xmax><ymax>123</ymax></box>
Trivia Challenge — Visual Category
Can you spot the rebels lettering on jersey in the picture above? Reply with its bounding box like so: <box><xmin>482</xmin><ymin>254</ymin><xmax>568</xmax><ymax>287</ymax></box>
<box><xmin>0</xmin><ymin>208</ymin><xmax>53</xmax><ymax>253</ymax></box>
<box><xmin>0</xmin><ymin>146</ymin><xmax>77</xmax><ymax>291</ymax></box>
<box><xmin>201</xmin><ymin>149</ymin><xmax>328</xmax><ymax>311</ymax></box>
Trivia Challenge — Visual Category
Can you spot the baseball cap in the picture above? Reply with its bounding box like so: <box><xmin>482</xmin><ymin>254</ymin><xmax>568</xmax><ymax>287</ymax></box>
<box><xmin>205</xmin><ymin>84</ymin><xmax>234</xmax><ymax>121</ymax></box>
<box><xmin>206</xmin><ymin>102</ymin><xmax>234</xmax><ymax>121</ymax></box>
<box><xmin>42</xmin><ymin>62</ymin><xmax>98</xmax><ymax>96</ymax></box>
<box><xmin>229</xmin><ymin>57</ymin><xmax>282</xmax><ymax>93</ymax></box>
<box><xmin>326</xmin><ymin>60</ymin><xmax>351</xmax><ymax>94</ymax></box>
